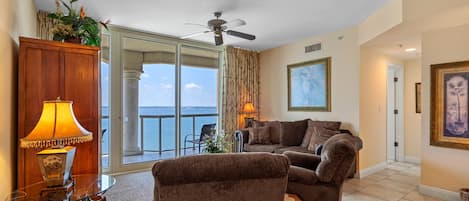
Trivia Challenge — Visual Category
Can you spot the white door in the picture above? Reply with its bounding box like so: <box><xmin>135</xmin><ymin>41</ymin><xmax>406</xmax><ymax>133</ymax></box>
<box><xmin>387</xmin><ymin>65</ymin><xmax>404</xmax><ymax>161</ymax></box>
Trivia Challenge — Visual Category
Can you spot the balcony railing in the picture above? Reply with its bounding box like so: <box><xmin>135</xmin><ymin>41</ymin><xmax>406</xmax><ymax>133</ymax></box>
<box><xmin>101</xmin><ymin>113</ymin><xmax>218</xmax><ymax>156</ymax></box>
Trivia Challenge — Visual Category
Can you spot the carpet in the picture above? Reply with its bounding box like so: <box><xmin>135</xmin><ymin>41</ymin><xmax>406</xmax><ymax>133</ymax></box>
<box><xmin>105</xmin><ymin>171</ymin><xmax>154</xmax><ymax>201</ymax></box>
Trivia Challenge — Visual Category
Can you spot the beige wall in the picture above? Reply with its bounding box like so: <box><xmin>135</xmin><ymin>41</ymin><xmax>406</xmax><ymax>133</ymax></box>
<box><xmin>0</xmin><ymin>0</ymin><xmax>36</xmax><ymax>197</ymax></box>
<box><xmin>421</xmin><ymin>24</ymin><xmax>469</xmax><ymax>192</ymax></box>
<box><xmin>358</xmin><ymin>0</ymin><xmax>403</xmax><ymax>45</ymax></box>
<box><xmin>403</xmin><ymin>59</ymin><xmax>422</xmax><ymax>160</ymax></box>
<box><xmin>359</xmin><ymin>47</ymin><xmax>403</xmax><ymax>170</ymax></box>
<box><xmin>259</xmin><ymin>27</ymin><xmax>360</xmax><ymax>133</ymax></box>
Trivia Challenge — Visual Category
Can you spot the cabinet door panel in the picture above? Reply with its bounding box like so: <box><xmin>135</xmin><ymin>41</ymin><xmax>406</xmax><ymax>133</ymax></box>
<box><xmin>19</xmin><ymin>47</ymin><xmax>62</xmax><ymax>187</ymax></box>
<box><xmin>63</xmin><ymin>51</ymin><xmax>99</xmax><ymax>175</ymax></box>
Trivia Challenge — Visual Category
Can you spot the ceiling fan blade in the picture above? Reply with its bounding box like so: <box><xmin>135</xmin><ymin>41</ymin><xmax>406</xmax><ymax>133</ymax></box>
<box><xmin>180</xmin><ymin>31</ymin><xmax>211</xmax><ymax>39</ymax></box>
<box><xmin>222</xmin><ymin>19</ymin><xmax>246</xmax><ymax>29</ymax></box>
<box><xmin>215</xmin><ymin>34</ymin><xmax>223</xmax><ymax>46</ymax></box>
<box><xmin>184</xmin><ymin>23</ymin><xmax>209</xmax><ymax>29</ymax></box>
<box><xmin>226</xmin><ymin>30</ymin><xmax>256</xmax><ymax>40</ymax></box>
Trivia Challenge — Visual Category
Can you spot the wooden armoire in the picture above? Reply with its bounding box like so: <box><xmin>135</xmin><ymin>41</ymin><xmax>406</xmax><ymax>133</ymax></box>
<box><xmin>17</xmin><ymin>37</ymin><xmax>100</xmax><ymax>188</ymax></box>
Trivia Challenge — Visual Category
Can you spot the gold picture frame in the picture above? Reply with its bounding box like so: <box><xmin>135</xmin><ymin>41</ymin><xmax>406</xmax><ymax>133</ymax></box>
<box><xmin>287</xmin><ymin>57</ymin><xmax>331</xmax><ymax>112</ymax></box>
<box><xmin>431</xmin><ymin>61</ymin><xmax>469</xmax><ymax>150</ymax></box>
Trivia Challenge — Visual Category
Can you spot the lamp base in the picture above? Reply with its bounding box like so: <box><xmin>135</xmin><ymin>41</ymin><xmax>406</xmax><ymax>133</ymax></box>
<box><xmin>36</xmin><ymin>146</ymin><xmax>76</xmax><ymax>187</ymax></box>
<box><xmin>40</xmin><ymin>178</ymin><xmax>74</xmax><ymax>200</ymax></box>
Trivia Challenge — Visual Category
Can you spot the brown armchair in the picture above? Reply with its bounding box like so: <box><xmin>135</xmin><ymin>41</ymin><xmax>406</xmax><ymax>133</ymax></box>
<box><xmin>284</xmin><ymin>134</ymin><xmax>357</xmax><ymax>201</ymax></box>
<box><xmin>152</xmin><ymin>153</ymin><xmax>290</xmax><ymax>201</ymax></box>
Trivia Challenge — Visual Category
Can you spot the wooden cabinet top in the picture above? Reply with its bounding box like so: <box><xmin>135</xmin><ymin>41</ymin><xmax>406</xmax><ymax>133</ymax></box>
<box><xmin>20</xmin><ymin>37</ymin><xmax>100</xmax><ymax>51</ymax></box>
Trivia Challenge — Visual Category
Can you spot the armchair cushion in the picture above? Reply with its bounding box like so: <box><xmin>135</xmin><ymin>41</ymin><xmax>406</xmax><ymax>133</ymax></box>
<box><xmin>248</xmin><ymin>126</ymin><xmax>272</xmax><ymax>145</ymax></box>
<box><xmin>243</xmin><ymin>144</ymin><xmax>284</xmax><ymax>153</ymax></box>
<box><xmin>307</xmin><ymin>126</ymin><xmax>338</xmax><ymax>151</ymax></box>
<box><xmin>273</xmin><ymin>146</ymin><xmax>314</xmax><ymax>154</ymax></box>
<box><xmin>253</xmin><ymin>120</ymin><xmax>281</xmax><ymax>144</ymax></box>
<box><xmin>288</xmin><ymin>166</ymin><xmax>318</xmax><ymax>185</ymax></box>
<box><xmin>283</xmin><ymin>151</ymin><xmax>321</xmax><ymax>170</ymax></box>
<box><xmin>279</xmin><ymin>119</ymin><xmax>308</xmax><ymax>146</ymax></box>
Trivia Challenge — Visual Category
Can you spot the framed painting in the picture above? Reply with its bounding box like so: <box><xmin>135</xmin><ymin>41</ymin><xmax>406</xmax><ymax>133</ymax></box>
<box><xmin>415</xmin><ymin>82</ymin><xmax>421</xmax><ymax>113</ymax></box>
<box><xmin>287</xmin><ymin>57</ymin><xmax>331</xmax><ymax>112</ymax></box>
<box><xmin>431</xmin><ymin>61</ymin><xmax>469</xmax><ymax>150</ymax></box>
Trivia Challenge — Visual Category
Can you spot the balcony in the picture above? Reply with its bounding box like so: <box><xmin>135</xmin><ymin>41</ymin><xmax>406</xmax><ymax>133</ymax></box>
<box><xmin>101</xmin><ymin>113</ymin><xmax>218</xmax><ymax>168</ymax></box>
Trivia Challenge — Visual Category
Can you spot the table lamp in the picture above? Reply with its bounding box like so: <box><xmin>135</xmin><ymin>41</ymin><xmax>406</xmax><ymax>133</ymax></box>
<box><xmin>20</xmin><ymin>99</ymin><xmax>93</xmax><ymax>187</ymax></box>
<box><xmin>242</xmin><ymin>102</ymin><xmax>256</xmax><ymax>128</ymax></box>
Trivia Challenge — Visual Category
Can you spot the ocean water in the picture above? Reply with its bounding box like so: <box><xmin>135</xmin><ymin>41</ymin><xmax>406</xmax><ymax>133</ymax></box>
<box><xmin>101</xmin><ymin>106</ymin><xmax>217</xmax><ymax>154</ymax></box>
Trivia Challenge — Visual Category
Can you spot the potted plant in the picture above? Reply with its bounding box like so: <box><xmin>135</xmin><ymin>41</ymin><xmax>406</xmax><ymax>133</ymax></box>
<box><xmin>204</xmin><ymin>132</ymin><xmax>231</xmax><ymax>153</ymax></box>
<box><xmin>48</xmin><ymin>0</ymin><xmax>108</xmax><ymax>46</ymax></box>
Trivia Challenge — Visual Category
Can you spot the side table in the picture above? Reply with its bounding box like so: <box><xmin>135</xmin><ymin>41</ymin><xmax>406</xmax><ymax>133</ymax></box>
<box><xmin>15</xmin><ymin>174</ymin><xmax>115</xmax><ymax>201</ymax></box>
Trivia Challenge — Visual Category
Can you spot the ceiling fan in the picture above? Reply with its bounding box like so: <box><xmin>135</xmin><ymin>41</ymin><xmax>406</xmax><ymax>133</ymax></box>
<box><xmin>181</xmin><ymin>12</ymin><xmax>256</xmax><ymax>46</ymax></box>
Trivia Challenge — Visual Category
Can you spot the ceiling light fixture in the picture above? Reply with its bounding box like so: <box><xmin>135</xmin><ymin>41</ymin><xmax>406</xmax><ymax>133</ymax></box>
<box><xmin>405</xmin><ymin>48</ymin><xmax>417</xmax><ymax>52</ymax></box>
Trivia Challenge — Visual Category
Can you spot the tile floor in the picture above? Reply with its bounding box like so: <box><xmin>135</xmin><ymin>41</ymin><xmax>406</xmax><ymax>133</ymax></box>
<box><xmin>342</xmin><ymin>162</ymin><xmax>441</xmax><ymax>201</ymax></box>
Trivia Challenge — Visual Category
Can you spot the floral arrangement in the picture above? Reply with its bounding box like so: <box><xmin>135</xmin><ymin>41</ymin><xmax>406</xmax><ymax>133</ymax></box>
<box><xmin>204</xmin><ymin>132</ymin><xmax>231</xmax><ymax>153</ymax></box>
<box><xmin>48</xmin><ymin>0</ymin><xmax>108</xmax><ymax>46</ymax></box>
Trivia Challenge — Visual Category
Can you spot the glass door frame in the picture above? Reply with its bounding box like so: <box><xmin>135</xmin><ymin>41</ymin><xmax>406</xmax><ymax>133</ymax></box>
<box><xmin>105</xmin><ymin>26</ymin><xmax>224</xmax><ymax>174</ymax></box>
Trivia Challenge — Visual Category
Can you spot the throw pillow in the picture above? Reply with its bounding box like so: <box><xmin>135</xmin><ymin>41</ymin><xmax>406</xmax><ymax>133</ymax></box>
<box><xmin>279</xmin><ymin>119</ymin><xmax>308</xmax><ymax>146</ymax></box>
<box><xmin>253</xmin><ymin>120</ymin><xmax>281</xmax><ymax>144</ymax></box>
<box><xmin>248</xmin><ymin>126</ymin><xmax>272</xmax><ymax>145</ymax></box>
<box><xmin>300</xmin><ymin>120</ymin><xmax>341</xmax><ymax>147</ymax></box>
<box><xmin>307</xmin><ymin>126</ymin><xmax>337</xmax><ymax>152</ymax></box>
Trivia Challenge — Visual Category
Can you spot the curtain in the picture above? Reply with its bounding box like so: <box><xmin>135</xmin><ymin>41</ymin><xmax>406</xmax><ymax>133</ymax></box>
<box><xmin>37</xmin><ymin>10</ymin><xmax>57</xmax><ymax>40</ymax></box>
<box><xmin>222</xmin><ymin>46</ymin><xmax>260</xmax><ymax>140</ymax></box>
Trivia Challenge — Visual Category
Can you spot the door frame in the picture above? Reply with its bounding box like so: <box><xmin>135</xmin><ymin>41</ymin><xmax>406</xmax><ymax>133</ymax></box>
<box><xmin>386</xmin><ymin>64</ymin><xmax>405</xmax><ymax>162</ymax></box>
<box><xmin>105</xmin><ymin>26</ymin><xmax>224</xmax><ymax>174</ymax></box>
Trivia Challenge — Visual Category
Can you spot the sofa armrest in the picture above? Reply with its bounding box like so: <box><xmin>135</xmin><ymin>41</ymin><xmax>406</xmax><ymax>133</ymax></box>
<box><xmin>284</xmin><ymin>151</ymin><xmax>321</xmax><ymax>170</ymax></box>
<box><xmin>234</xmin><ymin>129</ymin><xmax>249</xmax><ymax>152</ymax></box>
<box><xmin>288</xmin><ymin>166</ymin><xmax>318</xmax><ymax>185</ymax></box>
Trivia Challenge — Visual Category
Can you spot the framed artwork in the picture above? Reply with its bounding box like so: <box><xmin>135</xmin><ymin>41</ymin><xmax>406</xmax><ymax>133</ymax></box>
<box><xmin>415</xmin><ymin>83</ymin><xmax>421</xmax><ymax>113</ymax></box>
<box><xmin>431</xmin><ymin>61</ymin><xmax>469</xmax><ymax>150</ymax></box>
<box><xmin>287</xmin><ymin>57</ymin><xmax>331</xmax><ymax>111</ymax></box>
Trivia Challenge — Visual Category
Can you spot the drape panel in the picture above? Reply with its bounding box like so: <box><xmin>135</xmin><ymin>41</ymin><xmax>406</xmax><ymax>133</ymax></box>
<box><xmin>37</xmin><ymin>10</ymin><xmax>57</xmax><ymax>40</ymax></box>
<box><xmin>222</xmin><ymin>46</ymin><xmax>260</xmax><ymax>140</ymax></box>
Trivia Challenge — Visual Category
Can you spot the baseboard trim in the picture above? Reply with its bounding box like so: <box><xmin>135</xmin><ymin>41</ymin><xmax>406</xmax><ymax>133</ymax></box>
<box><xmin>404</xmin><ymin>156</ymin><xmax>421</xmax><ymax>164</ymax></box>
<box><xmin>419</xmin><ymin>184</ymin><xmax>460</xmax><ymax>201</ymax></box>
<box><xmin>359</xmin><ymin>162</ymin><xmax>387</xmax><ymax>178</ymax></box>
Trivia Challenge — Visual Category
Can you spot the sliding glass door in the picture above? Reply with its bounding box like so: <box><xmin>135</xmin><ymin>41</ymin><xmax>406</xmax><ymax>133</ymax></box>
<box><xmin>180</xmin><ymin>46</ymin><xmax>220</xmax><ymax>156</ymax></box>
<box><xmin>121</xmin><ymin>37</ymin><xmax>177</xmax><ymax>164</ymax></box>
<box><xmin>103</xmin><ymin>27</ymin><xmax>222</xmax><ymax>173</ymax></box>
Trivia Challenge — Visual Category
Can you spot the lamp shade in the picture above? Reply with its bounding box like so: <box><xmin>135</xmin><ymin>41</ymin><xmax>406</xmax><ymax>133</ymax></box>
<box><xmin>20</xmin><ymin>100</ymin><xmax>92</xmax><ymax>148</ymax></box>
<box><xmin>242</xmin><ymin>102</ymin><xmax>256</xmax><ymax>114</ymax></box>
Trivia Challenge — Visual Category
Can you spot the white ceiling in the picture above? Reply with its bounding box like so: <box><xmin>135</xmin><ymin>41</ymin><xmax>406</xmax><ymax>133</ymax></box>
<box><xmin>35</xmin><ymin>0</ymin><xmax>390</xmax><ymax>51</ymax></box>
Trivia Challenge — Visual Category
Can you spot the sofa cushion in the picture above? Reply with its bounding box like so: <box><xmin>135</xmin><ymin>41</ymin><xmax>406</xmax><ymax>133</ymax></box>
<box><xmin>300</xmin><ymin>120</ymin><xmax>342</xmax><ymax>147</ymax></box>
<box><xmin>253</xmin><ymin>120</ymin><xmax>281</xmax><ymax>144</ymax></box>
<box><xmin>243</xmin><ymin>144</ymin><xmax>284</xmax><ymax>153</ymax></box>
<box><xmin>280</xmin><ymin>119</ymin><xmax>308</xmax><ymax>146</ymax></box>
<box><xmin>273</xmin><ymin>146</ymin><xmax>315</xmax><ymax>154</ymax></box>
<box><xmin>248</xmin><ymin>126</ymin><xmax>272</xmax><ymax>145</ymax></box>
<box><xmin>307</xmin><ymin>126</ymin><xmax>338</xmax><ymax>151</ymax></box>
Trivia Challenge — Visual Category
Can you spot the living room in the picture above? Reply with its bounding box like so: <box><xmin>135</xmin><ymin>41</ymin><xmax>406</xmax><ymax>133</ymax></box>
<box><xmin>1</xmin><ymin>0</ymin><xmax>469</xmax><ymax>200</ymax></box>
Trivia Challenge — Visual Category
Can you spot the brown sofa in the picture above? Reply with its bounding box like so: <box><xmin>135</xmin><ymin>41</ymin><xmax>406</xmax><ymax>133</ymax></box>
<box><xmin>284</xmin><ymin>134</ymin><xmax>357</xmax><ymax>201</ymax></box>
<box><xmin>152</xmin><ymin>153</ymin><xmax>290</xmax><ymax>201</ymax></box>
<box><xmin>234</xmin><ymin>119</ymin><xmax>362</xmax><ymax>177</ymax></box>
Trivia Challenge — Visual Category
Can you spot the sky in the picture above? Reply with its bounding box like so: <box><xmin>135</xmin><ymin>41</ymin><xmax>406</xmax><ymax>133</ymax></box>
<box><xmin>101</xmin><ymin>63</ymin><xmax>218</xmax><ymax>107</ymax></box>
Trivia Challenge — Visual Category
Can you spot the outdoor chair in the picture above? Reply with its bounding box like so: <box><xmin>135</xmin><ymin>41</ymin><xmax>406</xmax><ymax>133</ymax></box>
<box><xmin>184</xmin><ymin>123</ymin><xmax>216</xmax><ymax>154</ymax></box>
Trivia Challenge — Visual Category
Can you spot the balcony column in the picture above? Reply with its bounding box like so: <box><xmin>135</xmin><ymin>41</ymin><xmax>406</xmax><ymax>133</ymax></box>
<box><xmin>123</xmin><ymin>50</ymin><xmax>144</xmax><ymax>156</ymax></box>
<box><xmin>123</xmin><ymin>69</ymin><xmax>142</xmax><ymax>156</ymax></box>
